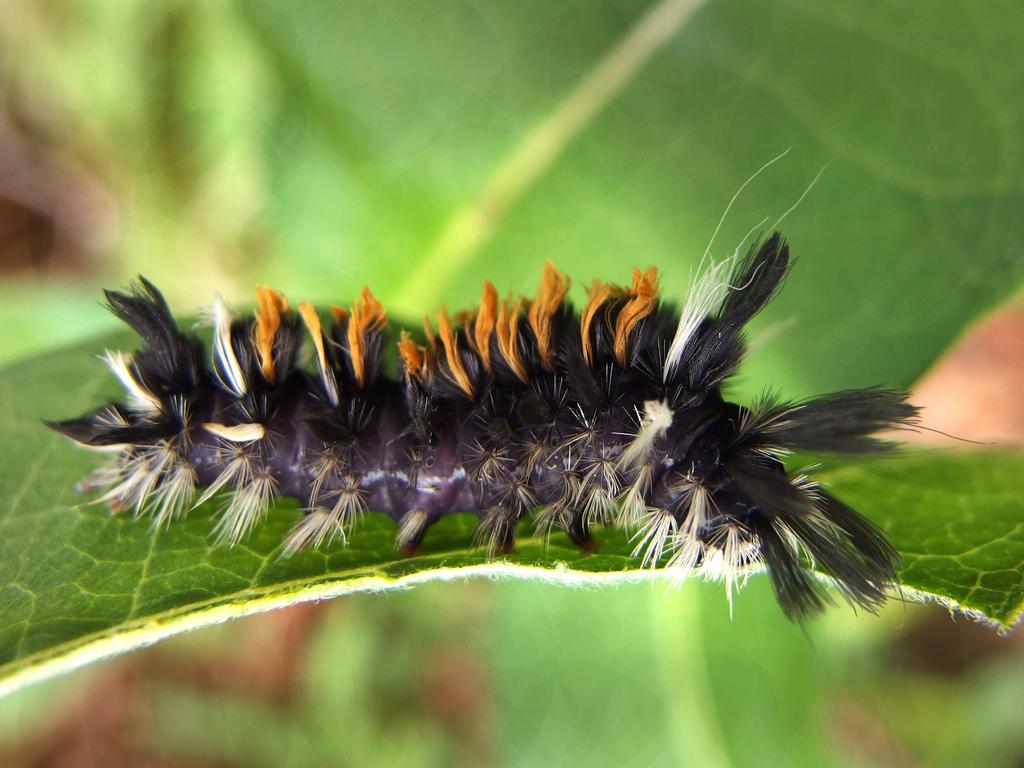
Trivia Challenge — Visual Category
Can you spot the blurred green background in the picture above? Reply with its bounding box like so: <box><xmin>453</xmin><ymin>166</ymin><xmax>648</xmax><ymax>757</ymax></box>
<box><xmin>1</xmin><ymin>0</ymin><xmax>1023</xmax><ymax>765</ymax></box>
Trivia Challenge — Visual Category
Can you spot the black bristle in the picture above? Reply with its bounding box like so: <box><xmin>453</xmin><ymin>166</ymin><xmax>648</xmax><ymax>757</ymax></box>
<box><xmin>726</xmin><ymin>455</ymin><xmax>814</xmax><ymax>522</ymax></box>
<box><xmin>815</xmin><ymin>489</ymin><xmax>900</xmax><ymax>580</ymax></box>
<box><xmin>44</xmin><ymin>416</ymin><xmax>105</xmax><ymax>446</ymax></box>
<box><xmin>719</xmin><ymin>232</ymin><xmax>790</xmax><ymax>330</ymax></box>
<box><xmin>754</xmin><ymin>515</ymin><xmax>830</xmax><ymax>619</ymax></box>
<box><xmin>685</xmin><ymin>235</ymin><xmax>790</xmax><ymax>391</ymax></box>
<box><xmin>765</xmin><ymin>388</ymin><xmax>919</xmax><ymax>454</ymax></box>
<box><xmin>104</xmin><ymin>277</ymin><xmax>203</xmax><ymax>395</ymax></box>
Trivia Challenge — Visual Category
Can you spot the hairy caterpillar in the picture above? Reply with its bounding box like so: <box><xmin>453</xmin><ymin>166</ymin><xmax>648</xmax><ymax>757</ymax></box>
<box><xmin>48</xmin><ymin>232</ymin><xmax>917</xmax><ymax>619</ymax></box>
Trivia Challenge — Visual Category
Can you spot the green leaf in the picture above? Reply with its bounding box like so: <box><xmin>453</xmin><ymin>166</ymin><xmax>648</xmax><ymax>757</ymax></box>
<box><xmin>239</xmin><ymin>0</ymin><xmax>1024</xmax><ymax>397</ymax></box>
<box><xmin>1</xmin><ymin>342</ymin><xmax>1021</xmax><ymax>697</ymax></box>
<box><xmin>828</xmin><ymin>453</ymin><xmax>1024</xmax><ymax>627</ymax></box>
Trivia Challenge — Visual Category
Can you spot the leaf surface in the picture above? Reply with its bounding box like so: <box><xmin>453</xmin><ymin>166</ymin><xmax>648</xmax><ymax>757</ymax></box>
<box><xmin>1</xmin><ymin>342</ymin><xmax>1021</xmax><ymax>696</ymax></box>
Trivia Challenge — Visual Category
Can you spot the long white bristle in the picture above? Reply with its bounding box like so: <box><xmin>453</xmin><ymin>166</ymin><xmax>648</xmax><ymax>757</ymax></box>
<box><xmin>211</xmin><ymin>295</ymin><xmax>248</xmax><ymax>398</ymax></box>
<box><xmin>102</xmin><ymin>350</ymin><xmax>162</xmax><ymax>413</ymax></box>
<box><xmin>662</xmin><ymin>259</ymin><xmax>733</xmax><ymax>381</ymax></box>
<box><xmin>618</xmin><ymin>399</ymin><xmax>673</xmax><ymax>469</ymax></box>
<box><xmin>616</xmin><ymin>463</ymin><xmax>652</xmax><ymax>528</ymax></box>
<box><xmin>283</xmin><ymin>507</ymin><xmax>347</xmax><ymax>555</ymax></box>
<box><xmin>630</xmin><ymin>507</ymin><xmax>677</xmax><ymax>568</ymax></box>
<box><xmin>213</xmin><ymin>473</ymin><xmax>276</xmax><ymax>545</ymax></box>
<box><xmin>395</xmin><ymin>509</ymin><xmax>429</xmax><ymax>550</ymax></box>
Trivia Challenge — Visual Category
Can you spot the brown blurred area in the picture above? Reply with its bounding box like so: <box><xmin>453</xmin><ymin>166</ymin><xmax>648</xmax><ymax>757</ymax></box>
<box><xmin>0</xmin><ymin>89</ymin><xmax>116</xmax><ymax>278</ymax></box>
<box><xmin>907</xmin><ymin>304</ymin><xmax>1024</xmax><ymax>448</ymax></box>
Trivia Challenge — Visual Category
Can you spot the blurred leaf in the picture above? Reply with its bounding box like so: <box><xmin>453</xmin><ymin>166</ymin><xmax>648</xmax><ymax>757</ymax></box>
<box><xmin>0</xmin><ymin>341</ymin><xmax>1021</xmax><ymax>698</ymax></box>
<box><xmin>0</xmin><ymin>283</ymin><xmax>118</xmax><ymax>367</ymax></box>
<box><xmin>489</xmin><ymin>579</ymin><xmax>839</xmax><ymax>768</ymax></box>
<box><xmin>239</xmin><ymin>0</ymin><xmax>1024</xmax><ymax>397</ymax></box>
<box><xmin>144</xmin><ymin>580</ymin><xmax>849</xmax><ymax>768</ymax></box>
<box><xmin>0</xmin><ymin>1</ymin><xmax>272</xmax><ymax>300</ymax></box>
<box><xmin>143</xmin><ymin>587</ymin><xmax>486</xmax><ymax>767</ymax></box>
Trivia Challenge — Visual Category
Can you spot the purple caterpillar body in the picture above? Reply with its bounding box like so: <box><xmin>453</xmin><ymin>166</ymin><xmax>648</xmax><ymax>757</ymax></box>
<box><xmin>49</xmin><ymin>232</ymin><xmax>917</xmax><ymax>619</ymax></box>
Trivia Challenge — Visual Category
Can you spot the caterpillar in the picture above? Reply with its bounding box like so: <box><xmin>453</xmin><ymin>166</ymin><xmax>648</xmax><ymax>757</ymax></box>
<box><xmin>48</xmin><ymin>232</ymin><xmax>918</xmax><ymax>619</ymax></box>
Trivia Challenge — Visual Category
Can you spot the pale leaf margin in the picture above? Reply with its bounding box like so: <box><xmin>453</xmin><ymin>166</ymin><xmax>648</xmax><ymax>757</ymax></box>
<box><xmin>2</xmin><ymin>537</ymin><xmax>1019</xmax><ymax>699</ymax></box>
<box><xmin>0</xmin><ymin>560</ymin><xmax>683</xmax><ymax>698</ymax></box>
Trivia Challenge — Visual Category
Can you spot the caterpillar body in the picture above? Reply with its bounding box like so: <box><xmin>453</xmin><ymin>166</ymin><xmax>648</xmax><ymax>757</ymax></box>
<box><xmin>49</xmin><ymin>232</ymin><xmax>917</xmax><ymax>619</ymax></box>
